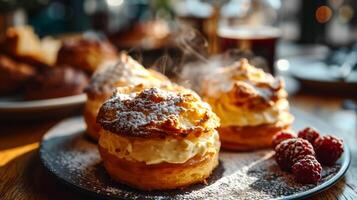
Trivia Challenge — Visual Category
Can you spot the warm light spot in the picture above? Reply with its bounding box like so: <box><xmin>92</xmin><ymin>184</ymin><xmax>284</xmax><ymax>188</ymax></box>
<box><xmin>0</xmin><ymin>142</ymin><xmax>39</xmax><ymax>166</ymax></box>
<box><xmin>152</xmin><ymin>21</ymin><xmax>170</xmax><ymax>39</ymax></box>
<box><xmin>339</xmin><ymin>5</ymin><xmax>354</xmax><ymax>23</ymax></box>
<box><xmin>276</xmin><ymin>59</ymin><xmax>290</xmax><ymax>71</ymax></box>
<box><xmin>315</xmin><ymin>6</ymin><xmax>333</xmax><ymax>23</ymax></box>
<box><xmin>106</xmin><ymin>0</ymin><xmax>123</xmax><ymax>7</ymax></box>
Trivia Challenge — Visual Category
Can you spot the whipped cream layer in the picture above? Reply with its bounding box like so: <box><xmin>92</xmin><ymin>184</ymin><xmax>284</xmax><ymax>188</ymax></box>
<box><xmin>99</xmin><ymin>130</ymin><xmax>220</xmax><ymax>165</ymax></box>
<box><xmin>207</xmin><ymin>98</ymin><xmax>293</xmax><ymax>127</ymax></box>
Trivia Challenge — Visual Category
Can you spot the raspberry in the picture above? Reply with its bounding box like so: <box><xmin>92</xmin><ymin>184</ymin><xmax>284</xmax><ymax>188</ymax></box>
<box><xmin>292</xmin><ymin>155</ymin><xmax>322</xmax><ymax>184</ymax></box>
<box><xmin>298</xmin><ymin>127</ymin><xmax>320</xmax><ymax>144</ymax></box>
<box><xmin>272</xmin><ymin>131</ymin><xmax>296</xmax><ymax>148</ymax></box>
<box><xmin>314</xmin><ymin>135</ymin><xmax>344</xmax><ymax>166</ymax></box>
<box><xmin>275</xmin><ymin>138</ymin><xmax>315</xmax><ymax>171</ymax></box>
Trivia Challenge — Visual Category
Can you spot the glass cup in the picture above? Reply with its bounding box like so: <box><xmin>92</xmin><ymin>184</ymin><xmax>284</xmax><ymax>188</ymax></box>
<box><xmin>217</xmin><ymin>25</ymin><xmax>281</xmax><ymax>74</ymax></box>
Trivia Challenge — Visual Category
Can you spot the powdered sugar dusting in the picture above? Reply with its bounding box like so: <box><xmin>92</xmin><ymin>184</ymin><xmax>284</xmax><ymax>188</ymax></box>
<box><xmin>97</xmin><ymin>88</ymin><xmax>186</xmax><ymax>136</ymax></box>
<box><xmin>86</xmin><ymin>54</ymin><xmax>162</xmax><ymax>97</ymax></box>
<box><xmin>41</xmin><ymin>117</ymin><xmax>344</xmax><ymax>200</ymax></box>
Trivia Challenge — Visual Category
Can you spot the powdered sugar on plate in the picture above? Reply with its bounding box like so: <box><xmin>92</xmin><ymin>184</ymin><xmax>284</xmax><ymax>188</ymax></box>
<box><xmin>40</xmin><ymin>116</ymin><xmax>347</xmax><ymax>200</ymax></box>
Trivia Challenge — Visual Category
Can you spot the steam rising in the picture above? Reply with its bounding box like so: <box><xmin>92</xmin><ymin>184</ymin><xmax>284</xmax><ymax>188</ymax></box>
<box><xmin>175</xmin><ymin>26</ymin><xmax>209</xmax><ymax>63</ymax></box>
<box><xmin>177</xmin><ymin>49</ymin><xmax>264</xmax><ymax>93</ymax></box>
<box><xmin>146</xmin><ymin>25</ymin><xmax>267</xmax><ymax>94</ymax></box>
<box><xmin>150</xmin><ymin>52</ymin><xmax>173</xmax><ymax>75</ymax></box>
<box><xmin>149</xmin><ymin>25</ymin><xmax>212</xmax><ymax>78</ymax></box>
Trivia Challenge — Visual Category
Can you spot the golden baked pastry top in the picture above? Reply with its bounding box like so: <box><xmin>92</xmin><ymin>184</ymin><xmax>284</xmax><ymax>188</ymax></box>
<box><xmin>201</xmin><ymin>58</ymin><xmax>293</xmax><ymax>127</ymax></box>
<box><xmin>85</xmin><ymin>53</ymin><xmax>169</xmax><ymax>99</ymax></box>
<box><xmin>201</xmin><ymin>58</ymin><xmax>287</xmax><ymax>110</ymax></box>
<box><xmin>0</xmin><ymin>26</ymin><xmax>61</xmax><ymax>66</ymax></box>
<box><xmin>56</xmin><ymin>36</ymin><xmax>118</xmax><ymax>72</ymax></box>
<box><xmin>97</xmin><ymin>86</ymin><xmax>220</xmax><ymax>138</ymax></box>
<box><xmin>59</xmin><ymin>37</ymin><xmax>116</xmax><ymax>56</ymax></box>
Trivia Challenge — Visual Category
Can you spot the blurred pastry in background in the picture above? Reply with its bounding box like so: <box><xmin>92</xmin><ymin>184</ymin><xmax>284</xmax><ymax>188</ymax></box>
<box><xmin>0</xmin><ymin>26</ymin><xmax>61</xmax><ymax>67</ymax></box>
<box><xmin>25</xmin><ymin>66</ymin><xmax>89</xmax><ymax>100</ymax></box>
<box><xmin>57</xmin><ymin>36</ymin><xmax>118</xmax><ymax>74</ymax></box>
<box><xmin>97</xmin><ymin>86</ymin><xmax>220</xmax><ymax>190</ymax></box>
<box><xmin>0</xmin><ymin>55</ymin><xmax>36</xmax><ymax>95</ymax></box>
<box><xmin>110</xmin><ymin>20</ymin><xmax>170</xmax><ymax>50</ymax></box>
<box><xmin>201</xmin><ymin>58</ymin><xmax>294</xmax><ymax>151</ymax></box>
<box><xmin>84</xmin><ymin>53</ymin><xmax>170</xmax><ymax>140</ymax></box>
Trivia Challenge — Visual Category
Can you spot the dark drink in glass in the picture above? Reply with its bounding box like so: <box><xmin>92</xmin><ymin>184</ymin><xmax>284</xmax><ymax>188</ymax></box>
<box><xmin>218</xmin><ymin>25</ymin><xmax>281</xmax><ymax>74</ymax></box>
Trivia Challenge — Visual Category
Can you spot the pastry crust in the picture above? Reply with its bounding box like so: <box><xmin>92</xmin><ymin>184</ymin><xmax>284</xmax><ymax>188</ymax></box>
<box><xmin>0</xmin><ymin>26</ymin><xmax>60</xmax><ymax>67</ymax></box>
<box><xmin>24</xmin><ymin>66</ymin><xmax>89</xmax><ymax>100</ymax></box>
<box><xmin>97</xmin><ymin>87</ymin><xmax>220</xmax><ymax>190</ymax></box>
<box><xmin>83</xmin><ymin>104</ymin><xmax>102</xmax><ymax>140</ymax></box>
<box><xmin>85</xmin><ymin>53</ymin><xmax>169</xmax><ymax>99</ymax></box>
<box><xmin>219</xmin><ymin>123</ymin><xmax>291</xmax><ymax>151</ymax></box>
<box><xmin>99</xmin><ymin>145</ymin><xmax>219</xmax><ymax>190</ymax></box>
<box><xmin>56</xmin><ymin>37</ymin><xmax>118</xmax><ymax>73</ymax></box>
<box><xmin>83</xmin><ymin>54</ymin><xmax>171</xmax><ymax>140</ymax></box>
<box><xmin>85</xmin><ymin>84</ymin><xmax>172</xmax><ymax>140</ymax></box>
<box><xmin>201</xmin><ymin>58</ymin><xmax>293</xmax><ymax>151</ymax></box>
<box><xmin>97</xmin><ymin>87</ymin><xmax>219</xmax><ymax>139</ymax></box>
<box><xmin>0</xmin><ymin>54</ymin><xmax>36</xmax><ymax>94</ymax></box>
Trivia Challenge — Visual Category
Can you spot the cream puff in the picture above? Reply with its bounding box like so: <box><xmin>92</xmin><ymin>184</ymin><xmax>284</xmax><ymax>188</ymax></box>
<box><xmin>0</xmin><ymin>54</ymin><xmax>36</xmax><ymax>95</ymax></box>
<box><xmin>96</xmin><ymin>86</ymin><xmax>220</xmax><ymax>190</ymax></box>
<box><xmin>56</xmin><ymin>36</ymin><xmax>118</xmax><ymax>73</ymax></box>
<box><xmin>0</xmin><ymin>26</ymin><xmax>61</xmax><ymax>67</ymax></box>
<box><xmin>25</xmin><ymin>66</ymin><xmax>89</xmax><ymax>100</ymax></box>
<box><xmin>84</xmin><ymin>53</ymin><xmax>170</xmax><ymax>140</ymax></box>
<box><xmin>200</xmin><ymin>58</ymin><xmax>293</xmax><ymax>151</ymax></box>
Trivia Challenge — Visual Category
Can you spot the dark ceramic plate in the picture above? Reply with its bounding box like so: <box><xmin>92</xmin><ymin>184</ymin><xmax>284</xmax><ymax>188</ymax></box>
<box><xmin>287</xmin><ymin>57</ymin><xmax>357</xmax><ymax>94</ymax></box>
<box><xmin>39</xmin><ymin>108</ymin><xmax>350</xmax><ymax>200</ymax></box>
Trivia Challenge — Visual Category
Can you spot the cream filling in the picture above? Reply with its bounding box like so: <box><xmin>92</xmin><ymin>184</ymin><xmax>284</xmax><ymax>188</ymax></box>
<box><xmin>99</xmin><ymin>130</ymin><xmax>220</xmax><ymax>165</ymax></box>
<box><xmin>209</xmin><ymin>98</ymin><xmax>293</xmax><ymax>127</ymax></box>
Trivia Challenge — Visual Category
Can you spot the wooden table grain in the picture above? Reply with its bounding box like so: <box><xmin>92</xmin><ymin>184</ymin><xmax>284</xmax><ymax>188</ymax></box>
<box><xmin>1</xmin><ymin>94</ymin><xmax>356</xmax><ymax>200</ymax></box>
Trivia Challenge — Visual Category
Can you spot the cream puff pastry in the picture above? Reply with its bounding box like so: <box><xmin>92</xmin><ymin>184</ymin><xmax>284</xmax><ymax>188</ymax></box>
<box><xmin>96</xmin><ymin>86</ymin><xmax>220</xmax><ymax>190</ymax></box>
<box><xmin>84</xmin><ymin>53</ymin><xmax>170</xmax><ymax>140</ymax></box>
<box><xmin>201</xmin><ymin>58</ymin><xmax>293</xmax><ymax>151</ymax></box>
<box><xmin>0</xmin><ymin>26</ymin><xmax>61</xmax><ymax>67</ymax></box>
<box><xmin>56</xmin><ymin>37</ymin><xmax>118</xmax><ymax>73</ymax></box>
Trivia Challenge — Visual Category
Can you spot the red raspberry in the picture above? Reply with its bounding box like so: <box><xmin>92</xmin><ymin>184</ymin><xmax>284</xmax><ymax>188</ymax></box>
<box><xmin>272</xmin><ymin>131</ymin><xmax>296</xmax><ymax>147</ymax></box>
<box><xmin>298</xmin><ymin>127</ymin><xmax>320</xmax><ymax>144</ymax></box>
<box><xmin>314</xmin><ymin>135</ymin><xmax>344</xmax><ymax>166</ymax></box>
<box><xmin>292</xmin><ymin>155</ymin><xmax>322</xmax><ymax>184</ymax></box>
<box><xmin>275</xmin><ymin>138</ymin><xmax>315</xmax><ymax>171</ymax></box>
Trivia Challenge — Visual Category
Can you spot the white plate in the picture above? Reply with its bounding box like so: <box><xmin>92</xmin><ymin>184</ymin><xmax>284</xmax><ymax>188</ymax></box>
<box><xmin>0</xmin><ymin>94</ymin><xmax>86</xmax><ymax>119</ymax></box>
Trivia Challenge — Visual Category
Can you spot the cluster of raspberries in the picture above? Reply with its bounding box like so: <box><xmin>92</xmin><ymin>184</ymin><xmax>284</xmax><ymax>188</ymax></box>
<box><xmin>272</xmin><ymin>127</ymin><xmax>344</xmax><ymax>184</ymax></box>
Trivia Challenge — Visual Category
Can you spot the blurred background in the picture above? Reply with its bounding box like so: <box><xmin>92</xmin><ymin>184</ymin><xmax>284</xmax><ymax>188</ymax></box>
<box><xmin>0</xmin><ymin>0</ymin><xmax>356</xmax><ymax>120</ymax></box>
<box><xmin>2</xmin><ymin>0</ymin><xmax>357</xmax><ymax>45</ymax></box>
<box><xmin>2</xmin><ymin>0</ymin><xmax>356</xmax><ymax>84</ymax></box>
<box><xmin>1</xmin><ymin>0</ymin><xmax>357</xmax><ymax>83</ymax></box>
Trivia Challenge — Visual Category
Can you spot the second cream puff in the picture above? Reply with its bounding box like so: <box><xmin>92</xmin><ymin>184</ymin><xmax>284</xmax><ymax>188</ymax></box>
<box><xmin>200</xmin><ymin>59</ymin><xmax>294</xmax><ymax>151</ymax></box>
<box><xmin>84</xmin><ymin>53</ymin><xmax>170</xmax><ymax>140</ymax></box>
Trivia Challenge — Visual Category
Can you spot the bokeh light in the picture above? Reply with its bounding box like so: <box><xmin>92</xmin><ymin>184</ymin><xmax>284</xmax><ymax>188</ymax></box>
<box><xmin>276</xmin><ymin>59</ymin><xmax>290</xmax><ymax>71</ymax></box>
<box><xmin>106</xmin><ymin>0</ymin><xmax>123</xmax><ymax>7</ymax></box>
<box><xmin>339</xmin><ymin>5</ymin><xmax>354</xmax><ymax>23</ymax></box>
<box><xmin>315</xmin><ymin>6</ymin><xmax>333</xmax><ymax>23</ymax></box>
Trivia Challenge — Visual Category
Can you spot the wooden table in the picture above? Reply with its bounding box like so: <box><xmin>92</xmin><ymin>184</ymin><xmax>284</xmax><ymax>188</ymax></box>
<box><xmin>1</xmin><ymin>93</ymin><xmax>356</xmax><ymax>200</ymax></box>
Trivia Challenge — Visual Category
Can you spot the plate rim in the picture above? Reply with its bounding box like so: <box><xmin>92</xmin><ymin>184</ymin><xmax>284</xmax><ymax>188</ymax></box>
<box><xmin>0</xmin><ymin>94</ymin><xmax>86</xmax><ymax>111</ymax></box>
<box><xmin>39</xmin><ymin>116</ymin><xmax>352</xmax><ymax>200</ymax></box>
<box><xmin>278</xmin><ymin>142</ymin><xmax>351</xmax><ymax>200</ymax></box>
<box><xmin>286</xmin><ymin>57</ymin><xmax>357</xmax><ymax>85</ymax></box>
